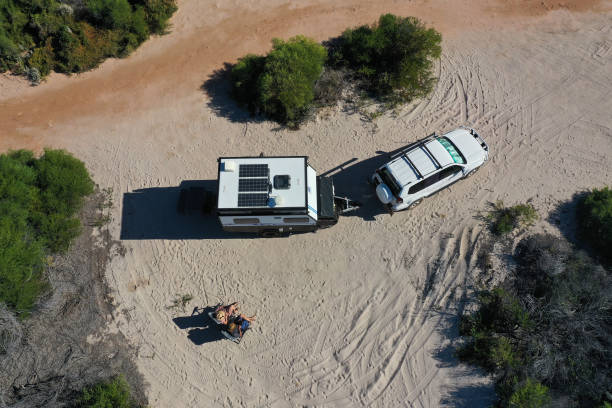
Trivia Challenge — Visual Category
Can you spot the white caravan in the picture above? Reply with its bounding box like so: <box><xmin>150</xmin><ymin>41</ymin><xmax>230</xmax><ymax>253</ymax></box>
<box><xmin>215</xmin><ymin>156</ymin><xmax>359</xmax><ymax>236</ymax></box>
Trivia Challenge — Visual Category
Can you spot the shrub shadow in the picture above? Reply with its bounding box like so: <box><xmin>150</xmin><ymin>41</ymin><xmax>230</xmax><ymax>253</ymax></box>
<box><xmin>547</xmin><ymin>191</ymin><xmax>587</xmax><ymax>245</ymax></box>
<box><xmin>201</xmin><ymin>63</ymin><xmax>266</xmax><ymax>124</ymax></box>
<box><xmin>172</xmin><ymin>306</ymin><xmax>225</xmax><ymax>345</ymax></box>
<box><xmin>120</xmin><ymin>180</ymin><xmax>253</xmax><ymax>240</ymax></box>
<box><xmin>547</xmin><ymin>190</ymin><xmax>610</xmax><ymax>267</ymax></box>
<box><xmin>432</xmin><ymin>309</ymin><xmax>496</xmax><ymax>408</ymax></box>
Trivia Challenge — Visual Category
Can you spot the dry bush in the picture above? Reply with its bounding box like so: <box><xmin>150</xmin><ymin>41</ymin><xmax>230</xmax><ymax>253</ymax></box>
<box><xmin>461</xmin><ymin>233</ymin><xmax>611</xmax><ymax>406</ymax></box>
<box><xmin>0</xmin><ymin>304</ymin><xmax>22</xmax><ymax>356</ymax></box>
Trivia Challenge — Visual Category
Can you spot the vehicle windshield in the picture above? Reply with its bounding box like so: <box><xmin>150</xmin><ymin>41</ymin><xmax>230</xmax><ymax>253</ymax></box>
<box><xmin>379</xmin><ymin>167</ymin><xmax>402</xmax><ymax>196</ymax></box>
<box><xmin>437</xmin><ymin>137</ymin><xmax>466</xmax><ymax>164</ymax></box>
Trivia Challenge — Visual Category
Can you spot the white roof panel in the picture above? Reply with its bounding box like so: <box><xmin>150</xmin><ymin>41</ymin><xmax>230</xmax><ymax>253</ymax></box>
<box><xmin>425</xmin><ymin>140</ymin><xmax>454</xmax><ymax>167</ymax></box>
<box><xmin>406</xmin><ymin>146</ymin><xmax>438</xmax><ymax>176</ymax></box>
<box><xmin>217</xmin><ymin>157</ymin><xmax>307</xmax><ymax>209</ymax></box>
<box><xmin>387</xmin><ymin>156</ymin><xmax>419</xmax><ymax>186</ymax></box>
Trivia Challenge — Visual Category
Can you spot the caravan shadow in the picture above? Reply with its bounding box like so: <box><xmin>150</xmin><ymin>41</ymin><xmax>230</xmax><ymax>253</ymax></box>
<box><xmin>120</xmin><ymin>180</ymin><xmax>252</xmax><ymax>240</ymax></box>
<box><xmin>172</xmin><ymin>306</ymin><xmax>225</xmax><ymax>345</ymax></box>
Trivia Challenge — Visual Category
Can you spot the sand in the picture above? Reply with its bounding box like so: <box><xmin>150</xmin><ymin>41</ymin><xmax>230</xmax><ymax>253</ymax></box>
<box><xmin>1</xmin><ymin>0</ymin><xmax>611</xmax><ymax>406</ymax></box>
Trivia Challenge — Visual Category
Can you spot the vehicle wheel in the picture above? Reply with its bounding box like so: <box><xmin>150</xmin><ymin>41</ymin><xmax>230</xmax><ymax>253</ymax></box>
<box><xmin>408</xmin><ymin>199</ymin><xmax>422</xmax><ymax>210</ymax></box>
<box><xmin>464</xmin><ymin>167</ymin><xmax>479</xmax><ymax>178</ymax></box>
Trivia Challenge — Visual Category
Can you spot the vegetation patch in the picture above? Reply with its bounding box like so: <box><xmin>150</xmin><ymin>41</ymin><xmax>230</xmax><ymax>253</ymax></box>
<box><xmin>167</xmin><ymin>293</ymin><xmax>193</xmax><ymax>312</ymax></box>
<box><xmin>459</xmin><ymin>233</ymin><xmax>611</xmax><ymax>407</ymax></box>
<box><xmin>487</xmin><ymin>200</ymin><xmax>538</xmax><ymax>236</ymax></box>
<box><xmin>0</xmin><ymin>0</ymin><xmax>177</xmax><ymax>81</ymax></box>
<box><xmin>576</xmin><ymin>186</ymin><xmax>612</xmax><ymax>261</ymax></box>
<box><xmin>329</xmin><ymin>14</ymin><xmax>442</xmax><ymax>105</ymax></box>
<box><xmin>228</xmin><ymin>14</ymin><xmax>441</xmax><ymax>127</ymax></box>
<box><xmin>81</xmin><ymin>375</ymin><xmax>143</xmax><ymax>408</ymax></box>
<box><xmin>231</xmin><ymin>36</ymin><xmax>327</xmax><ymax>128</ymax></box>
<box><xmin>1</xmin><ymin>187</ymin><xmax>146</xmax><ymax>406</ymax></box>
<box><xmin>0</xmin><ymin>149</ymin><xmax>93</xmax><ymax>318</ymax></box>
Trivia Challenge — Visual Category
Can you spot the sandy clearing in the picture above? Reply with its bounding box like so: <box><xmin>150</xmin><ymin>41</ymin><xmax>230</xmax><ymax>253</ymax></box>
<box><xmin>2</xmin><ymin>1</ymin><xmax>612</xmax><ymax>407</ymax></box>
<box><xmin>1</xmin><ymin>0</ymin><xmax>609</xmax><ymax>148</ymax></box>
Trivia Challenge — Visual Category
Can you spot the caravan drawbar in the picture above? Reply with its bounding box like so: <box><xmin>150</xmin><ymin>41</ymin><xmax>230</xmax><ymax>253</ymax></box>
<box><xmin>215</xmin><ymin>156</ymin><xmax>359</xmax><ymax>236</ymax></box>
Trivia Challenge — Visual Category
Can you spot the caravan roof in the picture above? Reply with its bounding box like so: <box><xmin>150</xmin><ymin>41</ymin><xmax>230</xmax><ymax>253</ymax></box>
<box><xmin>217</xmin><ymin>157</ymin><xmax>308</xmax><ymax>210</ymax></box>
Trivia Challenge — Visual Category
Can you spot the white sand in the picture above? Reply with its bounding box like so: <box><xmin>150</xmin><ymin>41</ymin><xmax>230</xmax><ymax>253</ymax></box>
<box><xmin>1</xmin><ymin>1</ymin><xmax>611</xmax><ymax>406</ymax></box>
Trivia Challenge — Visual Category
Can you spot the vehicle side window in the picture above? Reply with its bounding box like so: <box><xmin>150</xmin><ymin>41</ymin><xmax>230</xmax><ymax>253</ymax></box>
<box><xmin>408</xmin><ymin>166</ymin><xmax>463</xmax><ymax>195</ymax></box>
<box><xmin>438</xmin><ymin>165</ymin><xmax>462</xmax><ymax>180</ymax></box>
<box><xmin>409</xmin><ymin>175</ymin><xmax>436</xmax><ymax>194</ymax></box>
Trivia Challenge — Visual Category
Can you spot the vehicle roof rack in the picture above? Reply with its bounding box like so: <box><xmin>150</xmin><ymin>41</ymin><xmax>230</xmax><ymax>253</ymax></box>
<box><xmin>406</xmin><ymin>157</ymin><xmax>423</xmax><ymax>179</ymax></box>
<box><xmin>389</xmin><ymin>132</ymin><xmax>438</xmax><ymax>160</ymax></box>
<box><xmin>422</xmin><ymin>144</ymin><xmax>441</xmax><ymax>169</ymax></box>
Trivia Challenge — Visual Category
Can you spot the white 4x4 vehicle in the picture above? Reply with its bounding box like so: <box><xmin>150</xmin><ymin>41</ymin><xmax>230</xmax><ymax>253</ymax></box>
<box><xmin>371</xmin><ymin>127</ymin><xmax>488</xmax><ymax>212</ymax></box>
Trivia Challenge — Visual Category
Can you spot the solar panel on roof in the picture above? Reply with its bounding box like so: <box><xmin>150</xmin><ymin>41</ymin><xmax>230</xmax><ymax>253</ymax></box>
<box><xmin>239</xmin><ymin>164</ymin><xmax>269</xmax><ymax>178</ymax></box>
<box><xmin>238</xmin><ymin>178</ymin><xmax>269</xmax><ymax>192</ymax></box>
<box><xmin>238</xmin><ymin>193</ymin><xmax>269</xmax><ymax>207</ymax></box>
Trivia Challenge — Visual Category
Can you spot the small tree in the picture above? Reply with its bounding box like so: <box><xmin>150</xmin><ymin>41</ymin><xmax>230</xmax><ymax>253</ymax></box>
<box><xmin>259</xmin><ymin>36</ymin><xmax>327</xmax><ymax>127</ymax></box>
<box><xmin>331</xmin><ymin>14</ymin><xmax>442</xmax><ymax>103</ymax></box>
<box><xmin>509</xmin><ymin>379</ymin><xmax>551</xmax><ymax>408</ymax></box>
<box><xmin>81</xmin><ymin>375</ymin><xmax>138</xmax><ymax>408</ymax></box>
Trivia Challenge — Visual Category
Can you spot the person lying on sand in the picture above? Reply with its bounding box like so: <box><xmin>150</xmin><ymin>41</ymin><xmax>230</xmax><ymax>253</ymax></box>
<box><xmin>214</xmin><ymin>302</ymin><xmax>239</xmax><ymax>325</ymax></box>
<box><xmin>227</xmin><ymin>314</ymin><xmax>256</xmax><ymax>338</ymax></box>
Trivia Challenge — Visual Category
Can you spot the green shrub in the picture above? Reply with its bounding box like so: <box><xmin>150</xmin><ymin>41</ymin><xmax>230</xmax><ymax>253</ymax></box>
<box><xmin>35</xmin><ymin>149</ymin><xmax>94</xmax><ymax>216</ymax></box>
<box><xmin>0</xmin><ymin>33</ymin><xmax>20</xmax><ymax>71</ymax></box>
<box><xmin>458</xmin><ymin>331</ymin><xmax>511</xmax><ymax>372</ymax></box>
<box><xmin>229</xmin><ymin>36</ymin><xmax>327</xmax><ymax>127</ymax></box>
<box><xmin>0</xmin><ymin>149</ymin><xmax>93</xmax><ymax>317</ymax></box>
<box><xmin>86</xmin><ymin>0</ymin><xmax>134</xmax><ymax>30</ymax></box>
<box><xmin>465</xmin><ymin>288</ymin><xmax>532</xmax><ymax>334</ymax></box>
<box><xmin>331</xmin><ymin>14</ymin><xmax>441</xmax><ymax>103</ymax></box>
<box><xmin>0</xmin><ymin>218</ymin><xmax>46</xmax><ymax>317</ymax></box>
<box><xmin>259</xmin><ymin>36</ymin><xmax>327</xmax><ymax>126</ymax></box>
<box><xmin>488</xmin><ymin>200</ymin><xmax>538</xmax><ymax>236</ymax></box>
<box><xmin>139</xmin><ymin>0</ymin><xmax>177</xmax><ymax>34</ymax></box>
<box><xmin>81</xmin><ymin>375</ymin><xmax>139</xmax><ymax>408</ymax></box>
<box><xmin>0</xmin><ymin>0</ymin><xmax>176</xmax><ymax>77</ymax></box>
<box><xmin>509</xmin><ymin>379</ymin><xmax>550</xmax><ymax>408</ymax></box>
<box><xmin>28</xmin><ymin>39</ymin><xmax>55</xmax><ymax>77</ymax></box>
<box><xmin>576</xmin><ymin>187</ymin><xmax>612</xmax><ymax>260</ymax></box>
<box><xmin>458</xmin><ymin>288</ymin><xmax>528</xmax><ymax>372</ymax></box>
<box><xmin>231</xmin><ymin>53</ymin><xmax>266</xmax><ymax>113</ymax></box>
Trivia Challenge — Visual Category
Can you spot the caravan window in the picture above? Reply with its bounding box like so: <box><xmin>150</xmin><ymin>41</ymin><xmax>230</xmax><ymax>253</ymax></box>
<box><xmin>233</xmin><ymin>218</ymin><xmax>260</xmax><ymax>224</ymax></box>
<box><xmin>283</xmin><ymin>217</ymin><xmax>310</xmax><ymax>223</ymax></box>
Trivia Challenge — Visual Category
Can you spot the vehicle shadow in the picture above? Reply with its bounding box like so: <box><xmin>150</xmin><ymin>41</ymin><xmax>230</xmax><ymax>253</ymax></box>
<box><xmin>120</xmin><ymin>180</ymin><xmax>253</xmax><ymax>240</ymax></box>
<box><xmin>201</xmin><ymin>63</ymin><xmax>266</xmax><ymax>125</ymax></box>
<box><xmin>172</xmin><ymin>306</ymin><xmax>225</xmax><ymax>345</ymax></box>
<box><xmin>324</xmin><ymin>144</ymin><xmax>421</xmax><ymax>221</ymax></box>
